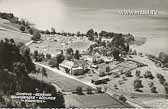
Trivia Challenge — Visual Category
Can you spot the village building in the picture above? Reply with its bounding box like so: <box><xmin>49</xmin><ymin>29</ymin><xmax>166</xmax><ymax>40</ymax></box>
<box><xmin>91</xmin><ymin>75</ymin><xmax>110</xmax><ymax>85</ymax></box>
<box><xmin>59</xmin><ymin>60</ymin><xmax>87</xmax><ymax>75</ymax></box>
<box><xmin>101</xmin><ymin>37</ymin><xmax>113</xmax><ymax>43</ymax></box>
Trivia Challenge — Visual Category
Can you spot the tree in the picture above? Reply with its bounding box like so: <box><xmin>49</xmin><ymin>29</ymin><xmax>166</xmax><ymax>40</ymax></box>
<box><xmin>66</xmin><ymin>48</ymin><xmax>73</xmax><ymax>55</ymax></box>
<box><xmin>77</xmin><ymin>31</ymin><xmax>81</xmax><ymax>37</ymax></box>
<box><xmin>76</xmin><ymin>86</ymin><xmax>83</xmax><ymax>95</ymax></box>
<box><xmin>20</xmin><ymin>19</ymin><xmax>26</xmax><ymax>26</ymax></box>
<box><xmin>135</xmin><ymin>70</ymin><xmax>141</xmax><ymax>78</ymax></box>
<box><xmin>164</xmin><ymin>84</ymin><xmax>168</xmax><ymax>94</ymax></box>
<box><xmin>20</xmin><ymin>25</ymin><xmax>25</xmax><ymax>32</ymax></box>
<box><xmin>114</xmin><ymin>84</ymin><xmax>118</xmax><ymax>89</ymax></box>
<box><xmin>95</xmin><ymin>32</ymin><xmax>98</xmax><ymax>36</ymax></box>
<box><xmin>45</xmin><ymin>29</ymin><xmax>50</xmax><ymax>34</ymax></box>
<box><xmin>87</xmin><ymin>29</ymin><xmax>95</xmax><ymax>41</ymax></box>
<box><xmin>134</xmin><ymin>79</ymin><xmax>143</xmax><ymax>91</ymax></box>
<box><xmin>159</xmin><ymin>52</ymin><xmax>168</xmax><ymax>64</ymax></box>
<box><xmin>106</xmin><ymin>66</ymin><xmax>110</xmax><ymax>73</ymax></box>
<box><xmin>51</xmin><ymin>27</ymin><xmax>56</xmax><ymax>34</ymax></box>
<box><xmin>33</xmin><ymin>50</ymin><xmax>38</xmax><ymax>61</ymax></box>
<box><xmin>99</xmin><ymin>30</ymin><xmax>108</xmax><ymax>37</ymax></box>
<box><xmin>13</xmin><ymin>62</ymin><xmax>28</xmax><ymax>91</ymax></box>
<box><xmin>56</xmin><ymin>54</ymin><xmax>65</xmax><ymax>64</ymax></box>
<box><xmin>40</xmin><ymin>67</ymin><xmax>47</xmax><ymax>82</ymax></box>
<box><xmin>46</xmin><ymin>53</ymin><xmax>52</xmax><ymax>60</ymax></box>
<box><xmin>144</xmin><ymin>70</ymin><xmax>154</xmax><ymax>79</ymax></box>
<box><xmin>132</xmin><ymin>50</ymin><xmax>137</xmax><ymax>55</ymax></box>
<box><xmin>112</xmin><ymin>33</ymin><xmax>125</xmax><ymax>48</ymax></box>
<box><xmin>125</xmin><ymin>71</ymin><xmax>132</xmax><ymax>77</ymax></box>
<box><xmin>86</xmin><ymin>87</ymin><xmax>92</xmax><ymax>94</ymax></box>
<box><xmin>31</xmin><ymin>31</ymin><xmax>41</xmax><ymax>41</ymax></box>
<box><xmin>28</xmin><ymin>28</ymin><xmax>34</xmax><ymax>35</ymax></box>
<box><xmin>48</xmin><ymin>57</ymin><xmax>58</xmax><ymax>67</ymax></box>
<box><xmin>99</xmin><ymin>71</ymin><xmax>106</xmax><ymax>77</ymax></box>
<box><xmin>148</xmin><ymin>82</ymin><xmax>154</xmax><ymax>88</ymax></box>
<box><xmin>124</xmin><ymin>42</ymin><xmax>130</xmax><ymax>53</ymax></box>
<box><xmin>48</xmin><ymin>54</ymin><xmax>64</xmax><ymax>69</ymax></box>
<box><xmin>151</xmin><ymin>86</ymin><xmax>157</xmax><ymax>93</ymax></box>
<box><xmin>112</xmin><ymin>47</ymin><xmax>120</xmax><ymax>60</ymax></box>
<box><xmin>74</xmin><ymin>50</ymin><xmax>80</xmax><ymax>60</ymax></box>
<box><xmin>156</xmin><ymin>73</ymin><xmax>165</xmax><ymax>85</ymax></box>
<box><xmin>96</xmin><ymin>87</ymin><xmax>102</xmax><ymax>93</ymax></box>
<box><xmin>118</xmin><ymin>95</ymin><xmax>127</xmax><ymax>103</ymax></box>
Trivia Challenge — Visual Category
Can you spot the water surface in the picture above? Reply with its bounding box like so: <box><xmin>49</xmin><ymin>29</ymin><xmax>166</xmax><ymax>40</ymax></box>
<box><xmin>0</xmin><ymin>0</ymin><xmax>168</xmax><ymax>55</ymax></box>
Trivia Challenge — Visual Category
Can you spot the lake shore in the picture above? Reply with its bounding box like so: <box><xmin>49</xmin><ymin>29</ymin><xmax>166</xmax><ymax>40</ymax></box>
<box><xmin>131</xmin><ymin>35</ymin><xmax>168</xmax><ymax>56</ymax></box>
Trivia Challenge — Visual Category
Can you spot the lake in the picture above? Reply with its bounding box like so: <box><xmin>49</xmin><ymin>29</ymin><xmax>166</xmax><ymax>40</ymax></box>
<box><xmin>0</xmin><ymin>0</ymin><xmax>168</xmax><ymax>55</ymax></box>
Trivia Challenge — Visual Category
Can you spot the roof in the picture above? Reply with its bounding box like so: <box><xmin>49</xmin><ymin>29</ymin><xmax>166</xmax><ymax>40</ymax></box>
<box><xmin>60</xmin><ymin>60</ymin><xmax>76</xmax><ymax>69</ymax></box>
<box><xmin>92</xmin><ymin>75</ymin><xmax>109</xmax><ymax>81</ymax></box>
<box><xmin>60</xmin><ymin>59</ymin><xmax>87</xmax><ymax>69</ymax></box>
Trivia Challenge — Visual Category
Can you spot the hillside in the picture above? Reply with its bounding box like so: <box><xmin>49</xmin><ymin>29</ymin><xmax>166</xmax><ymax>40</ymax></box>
<box><xmin>0</xmin><ymin>18</ymin><xmax>31</xmax><ymax>43</ymax></box>
<box><xmin>0</xmin><ymin>38</ymin><xmax>65</xmax><ymax>108</ymax></box>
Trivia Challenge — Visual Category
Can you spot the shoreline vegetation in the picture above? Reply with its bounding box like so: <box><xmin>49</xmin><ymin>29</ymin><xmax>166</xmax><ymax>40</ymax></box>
<box><xmin>0</xmin><ymin>12</ymin><xmax>168</xmax><ymax>108</ymax></box>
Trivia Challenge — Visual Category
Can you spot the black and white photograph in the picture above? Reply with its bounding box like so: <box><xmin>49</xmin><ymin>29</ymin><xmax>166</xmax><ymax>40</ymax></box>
<box><xmin>0</xmin><ymin>0</ymin><xmax>168</xmax><ymax>108</ymax></box>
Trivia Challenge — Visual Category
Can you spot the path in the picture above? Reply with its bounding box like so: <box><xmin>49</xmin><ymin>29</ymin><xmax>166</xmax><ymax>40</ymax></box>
<box><xmin>25</xmin><ymin>40</ymin><xmax>34</xmax><ymax>46</ymax></box>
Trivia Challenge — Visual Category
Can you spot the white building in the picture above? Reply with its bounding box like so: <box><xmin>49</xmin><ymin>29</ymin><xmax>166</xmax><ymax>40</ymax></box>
<box><xmin>59</xmin><ymin>60</ymin><xmax>84</xmax><ymax>75</ymax></box>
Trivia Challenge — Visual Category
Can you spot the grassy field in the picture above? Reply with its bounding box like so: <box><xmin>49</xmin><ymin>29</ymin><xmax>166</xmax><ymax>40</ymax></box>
<box><xmin>64</xmin><ymin>93</ymin><xmax>129</xmax><ymax>108</ymax></box>
<box><xmin>30</xmin><ymin>64</ymin><xmax>132</xmax><ymax>108</ymax></box>
<box><xmin>30</xmin><ymin>65</ymin><xmax>93</xmax><ymax>92</ymax></box>
<box><xmin>29</xmin><ymin>35</ymin><xmax>93</xmax><ymax>56</ymax></box>
<box><xmin>77</xmin><ymin>56</ymin><xmax>168</xmax><ymax>102</ymax></box>
<box><xmin>0</xmin><ymin>18</ymin><xmax>31</xmax><ymax>43</ymax></box>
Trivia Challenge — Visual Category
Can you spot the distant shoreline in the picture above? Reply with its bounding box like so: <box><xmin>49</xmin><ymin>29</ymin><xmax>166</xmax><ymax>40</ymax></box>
<box><xmin>130</xmin><ymin>36</ymin><xmax>147</xmax><ymax>46</ymax></box>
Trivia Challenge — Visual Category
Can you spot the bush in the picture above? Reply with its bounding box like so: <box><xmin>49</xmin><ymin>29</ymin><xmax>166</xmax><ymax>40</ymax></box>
<box><xmin>106</xmin><ymin>66</ymin><xmax>110</xmax><ymax>73</ymax></box>
<box><xmin>46</xmin><ymin>53</ymin><xmax>52</xmax><ymax>60</ymax></box>
<box><xmin>156</xmin><ymin>73</ymin><xmax>164</xmax><ymax>79</ymax></box>
<box><xmin>48</xmin><ymin>54</ymin><xmax>64</xmax><ymax>68</ymax></box>
<box><xmin>156</xmin><ymin>73</ymin><xmax>165</xmax><ymax>85</ymax></box>
<box><xmin>76</xmin><ymin>86</ymin><xmax>83</xmax><ymax>95</ymax></box>
<box><xmin>28</xmin><ymin>28</ymin><xmax>34</xmax><ymax>35</ymax></box>
<box><xmin>159</xmin><ymin>52</ymin><xmax>168</xmax><ymax>64</ymax></box>
<box><xmin>86</xmin><ymin>87</ymin><xmax>92</xmax><ymax>94</ymax></box>
<box><xmin>164</xmin><ymin>84</ymin><xmax>168</xmax><ymax>94</ymax></box>
<box><xmin>135</xmin><ymin>70</ymin><xmax>141</xmax><ymax>78</ymax></box>
<box><xmin>132</xmin><ymin>50</ymin><xmax>137</xmax><ymax>55</ymax></box>
<box><xmin>96</xmin><ymin>87</ymin><xmax>102</xmax><ymax>93</ymax></box>
<box><xmin>134</xmin><ymin>79</ymin><xmax>143</xmax><ymax>91</ymax></box>
<box><xmin>31</xmin><ymin>31</ymin><xmax>41</xmax><ymax>41</ymax></box>
<box><xmin>151</xmin><ymin>86</ymin><xmax>157</xmax><ymax>93</ymax></box>
<box><xmin>20</xmin><ymin>25</ymin><xmax>25</xmax><ymax>32</ymax></box>
<box><xmin>0</xmin><ymin>95</ymin><xmax>5</xmax><ymax>104</ymax></box>
<box><xmin>118</xmin><ymin>95</ymin><xmax>127</xmax><ymax>103</ymax></box>
<box><xmin>125</xmin><ymin>71</ymin><xmax>132</xmax><ymax>77</ymax></box>
<box><xmin>148</xmin><ymin>82</ymin><xmax>154</xmax><ymax>88</ymax></box>
<box><xmin>114</xmin><ymin>84</ymin><xmax>118</xmax><ymax>89</ymax></box>
<box><xmin>144</xmin><ymin>70</ymin><xmax>154</xmax><ymax>79</ymax></box>
<box><xmin>99</xmin><ymin>71</ymin><xmax>106</xmax><ymax>77</ymax></box>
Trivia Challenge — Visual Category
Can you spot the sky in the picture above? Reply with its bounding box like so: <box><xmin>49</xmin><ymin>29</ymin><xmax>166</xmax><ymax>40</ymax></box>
<box><xmin>0</xmin><ymin>0</ymin><xmax>168</xmax><ymax>10</ymax></box>
<box><xmin>63</xmin><ymin>0</ymin><xmax>168</xmax><ymax>11</ymax></box>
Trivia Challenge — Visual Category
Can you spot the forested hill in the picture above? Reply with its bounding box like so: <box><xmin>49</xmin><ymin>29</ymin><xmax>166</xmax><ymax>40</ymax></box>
<box><xmin>0</xmin><ymin>38</ymin><xmax>65</xmax><ymax>108</ymax></box>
